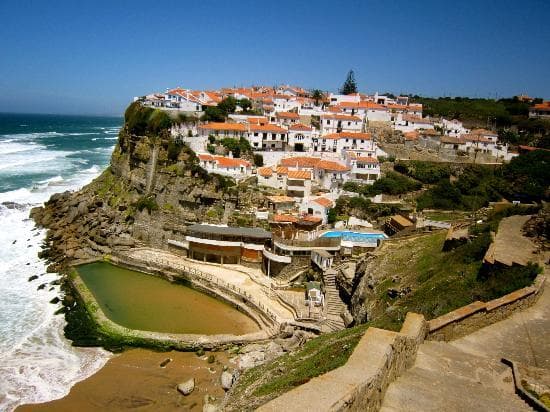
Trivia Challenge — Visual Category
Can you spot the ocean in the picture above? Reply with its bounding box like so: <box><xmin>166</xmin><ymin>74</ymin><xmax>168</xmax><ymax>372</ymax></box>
<box><xmin>0</xmin><ymin>113</ymin><xmax>122</xmax><ymax>411</ymax></box>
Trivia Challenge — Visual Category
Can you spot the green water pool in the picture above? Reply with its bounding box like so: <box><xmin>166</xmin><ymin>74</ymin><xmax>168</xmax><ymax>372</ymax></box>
<box><xmin>76</xmin><ymin>262</ymin><xmax>259</xmax><ymax>335</ymax></box>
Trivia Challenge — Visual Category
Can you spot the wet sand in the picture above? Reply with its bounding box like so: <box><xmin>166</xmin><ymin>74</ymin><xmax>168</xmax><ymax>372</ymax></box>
<box><xmin>17</xmin><ymin>349</ymin><xmax>230</xmax><ymax>411</ymax></box>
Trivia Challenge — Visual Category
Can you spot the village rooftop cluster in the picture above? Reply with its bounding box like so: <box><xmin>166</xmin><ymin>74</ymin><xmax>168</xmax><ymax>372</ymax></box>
<box><xmin>136</xmin><ymin>84</ymin><xmax>521</xmax><ymax>225</ymax></box>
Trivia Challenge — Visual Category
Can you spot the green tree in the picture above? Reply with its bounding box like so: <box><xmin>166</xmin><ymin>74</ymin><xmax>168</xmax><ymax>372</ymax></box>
<box><xmin>311</xmin><ymin>89</ymin><xmax>324</xmax><ymax>106</ymax></box>
<box><xmin>253</xmin><ymin>153</ymin><xmax>264</xmax><ymax>167</ymax></box>
<box><xmin>202</xmin><ymin>106</ymin><xmax>225</xmax><ymax>122</ymax></box>
<box><xmin>340</xmin><ymin>70</ymin><xmax>358</xmax><ymax>95</ymax></box>
<box><xmin>238</xmin><ymin>98</ymin><xmax>252</xmax><ymax>112</ymax></box>
<box><xmin>218</xmin><ymin>96</ymin><xmax>237</xmax><ymax>115</ymax></box>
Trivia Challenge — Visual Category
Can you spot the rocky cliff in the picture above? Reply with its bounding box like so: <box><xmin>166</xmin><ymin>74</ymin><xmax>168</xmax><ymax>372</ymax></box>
<box><xmin>31</xmin><ymin>110</ymin><xmax>263</xmax><ymax>272</ymax></box>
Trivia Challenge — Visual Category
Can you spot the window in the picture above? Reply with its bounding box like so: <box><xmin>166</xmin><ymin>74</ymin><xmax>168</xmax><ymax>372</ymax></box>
<box><xmin>348</xmin><ymin>122</ymin><xmax>351</xmax><ymax>126</ymax></box>
<box><xmin>254</xmin><ymin>132</ymin><xmax>258</xmax><ymax>137</ymax></box>
<box><xmin>326</xmin><ymin>120</ymin><xmax>330</xmax><ymax>124</ymax></box>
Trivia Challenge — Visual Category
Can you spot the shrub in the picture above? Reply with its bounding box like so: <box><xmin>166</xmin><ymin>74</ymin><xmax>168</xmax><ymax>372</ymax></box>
<box><xmin>167</xmin><ymin>140</ymin><xmax>183</xmax><ymax>162</ymax></box>
<box><xmin>394</xmin><ymin>161</ymin><xmax>452</xmax><ymax>184</ymax></box>
<box><xmin>253</xmin><ymin>153</ymin><xmax>264</xmax><ymax>167</ymax></box>
<box><xmin>135</xmin><ymin>195</ymin><xmax>159</xmax><ymax>213</ymax></box>
<box><xmin>371</xmin><ymin>172</ymin><xmax>421</xmax><ymax>195</ymax></box>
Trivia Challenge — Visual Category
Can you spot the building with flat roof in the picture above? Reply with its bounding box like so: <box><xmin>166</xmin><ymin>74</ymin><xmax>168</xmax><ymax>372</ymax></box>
<box><xmin>181</xmin><ymin>224</ymin><xmax>271</xmax><ymax>265</ymax></box>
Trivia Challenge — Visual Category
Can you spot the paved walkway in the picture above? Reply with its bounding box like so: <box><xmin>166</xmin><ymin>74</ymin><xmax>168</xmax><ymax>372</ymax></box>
<box><xmin>122</xmin><ymin>247</ymin><xmax>296</xmax><ymax>324</ymax></box>
<box><xmin>484</xmin><ymin>215</ymin><xmax>538</xmax><ymax>266</ymax></box>
<box><xmin>382</xmin><ymin>261</ymin><xmax>549</xmax><ymax>411</ymax></box>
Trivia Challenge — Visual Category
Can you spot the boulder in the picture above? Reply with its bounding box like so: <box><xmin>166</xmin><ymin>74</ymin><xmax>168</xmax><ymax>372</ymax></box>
<box><xmin>278</xmin><ymin>324</ymin><xmax>295</xmax><ymax>339</ymax></box>
<box><xmin>220</xmin><ymin>371</ymin><xmax>234</xmax><ymax>391</ymax></box>
<box><xmin>239</xmin><ymin>343</ymin><xmax>264</xmax><ymax>354</ymax></box>
<box><xmin>176</xmin><ymin>378</ymin><xmax>195</xmax><ymax>396</ymax></box>
<box><xmin>264</xmin><ymin>341</ymin><xmax>284</xmax><ymax>361</ymax></box>
<box><xmin>236</xmin><ymin>351</ymin><xmax>265</xmax><ymax>370</ymax></box>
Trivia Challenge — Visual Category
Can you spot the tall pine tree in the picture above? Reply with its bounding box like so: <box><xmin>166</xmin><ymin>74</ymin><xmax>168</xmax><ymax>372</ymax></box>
<box><xmin>340</xmin><ymin>70</ymin><xmax>358</xmax><ymax>95</ymax></box>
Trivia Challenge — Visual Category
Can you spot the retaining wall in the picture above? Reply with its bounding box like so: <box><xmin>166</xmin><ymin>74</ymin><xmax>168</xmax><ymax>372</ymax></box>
<box><xmin>428</xmin><ymin>274</ymin><xmax>545</xmax><ymax>341</ymax></box>
<box><xmin>258</xmin><ymin>313</ymin><xmax>428</xmax><ymax>412</ymax></box>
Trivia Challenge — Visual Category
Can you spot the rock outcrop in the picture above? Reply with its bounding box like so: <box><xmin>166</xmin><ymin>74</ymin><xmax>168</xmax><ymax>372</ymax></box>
<box><xmin>30</xmin><ymin>122</ymin><xmax>263</xmax><ymax>271</ymax></box>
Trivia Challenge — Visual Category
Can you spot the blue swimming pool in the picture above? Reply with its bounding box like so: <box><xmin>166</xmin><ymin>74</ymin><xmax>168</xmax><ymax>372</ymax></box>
<box><xmin>321</xmin><ymin>231</ymin><xmax>387</xmax><ymax>243</ymax></box>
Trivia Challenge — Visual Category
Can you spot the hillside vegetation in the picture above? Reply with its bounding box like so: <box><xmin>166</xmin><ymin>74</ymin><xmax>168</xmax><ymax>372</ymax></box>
<box><xmin>414</xmin><ymin>150</ymin><xmax>550</xmax><ymax>210</ymax></box>
<box><xmin>412</xmin><ymin>96</ymin><xmax>550</xmax><ymax>148</ymax></box>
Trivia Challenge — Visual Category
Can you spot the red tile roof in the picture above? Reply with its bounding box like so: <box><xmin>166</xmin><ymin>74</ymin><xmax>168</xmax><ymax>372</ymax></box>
<box><xmin>289</xmin><ymin>123</ymin><xmax>313</xmax><ymax>131</ymax></box>
<box><xmin>257</xmin><ymin>167</ymin><xmax>273</xmax><ymax>177</ymax></box>
<box><xmin>272</xmin><ymin>214</ymin><xmax>299</xmax><ymax>223</ymax></box>
<box><xmin>198</xmin><ymin>122</ymin><xmax>246</xmax><ymax>131</ymax></box>
<box><xmin>313</xmin><ymin>197</ymin><xmax>333</xmax><ymax>208</ymax></box>
<box><xmin>266</xmin><ymin>195</ymin><xmax>295</xmax><ymax>203</ymax></box>
<box><xmin>276</xmin><ymin>111</ymin><xmax>300</xmax><ymax>119</ymax></box>
<box><xmin>404</xmin><ymin>131</ymin><xmax>419</xmax><ymax>141</ymax></box>
<box><xmin>249</xmin><ymin>124</ymin><xmax>287</xmax><ymax>133</ymax></box>
<box><xmin>315</xmin><ymin>160</ymin><xmax>350</xmax><ymax>172</ymax></box>
<box><xmin>275</xmin><ymin>166</ymin><xmax>289</xmax><ymax>175</ymax></box>
<box><xmin>301</xmin><ymin>215</ymin><xmax>322</xmax><ymax>223</ymax></box>
<box><xmin>199</xmin><ymin>154</ymin><xmax>250</xmax><ymax>168</ymax></box>
<box><xmin>321</xmin><ymin>114</ymin><xmax>362</xmax><ymax>121</ymax></box>
<box><xmin>338</xmin><ymin>101</ymin><xmax>386</xmax><ymax>110</ymax></box>
<box><xmin>287</xmin><ymin>170</ymin><xmax>312</xmax><ymax>180</ymax></box>
<box><xmin>280</xmin><ymin>157</ymin><xmax>321</xmax><ymax>168</ymax></box>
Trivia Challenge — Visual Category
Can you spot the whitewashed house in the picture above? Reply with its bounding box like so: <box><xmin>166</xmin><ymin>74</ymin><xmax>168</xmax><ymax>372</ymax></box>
<box><xmin>288</xmin><ymin>123</ymin><xmax>315</xmax><ymax>152</ymax></box>
<box><xmin>440</xmin><ymin>119</ymin><xmax>469</xmax><ymax>137</ymax></box>
<box><xmin>313</xmin><ymin>159</ymin><xmax>351</xmax><ymax>191</ymax></box>
<box><xmin>312</xmin><ymin>132</ymin><xmax>374</xmax><ymax>153</ymax></box>
<box><xmin>198</xmin><ymin>122</ymin><xmax>247</xmax><ymax>138</ymax></box>
<box><xmin>320</xmin><ymin>114</ymin><xmax>363</xmax><ymax>135</ymax></box>
<box><xmin>345</xmin><ymin>152</ymin><xmax>380</xmax><ymax>184</ymax></box>
<box><xmin>285</xmin><ymin>170</ymin><xmax>313</xmax><ymax>199</ymax></box>
<box><xmin>275</xmin><ymin>111</ymin><xmax>300</xmax><ymax>127</ymax></box>
<box><xmin>302</xmin><ymin>197</ymin><xmax>334</xmax><ymax>224</ymax></box>
<box><xmin>394</xmin><ymin>114</ymin><xmax>435</xmax><ymax>132</ymax></box>
<box><xmin>247</xmin><ymin>123</ymin><xmax>288</xmax><ymax>151</ymax></box>
<box><xmin>197</xmin><ymin>154</ymin><xmax>252</xmax><ymax>178</ymax></box>
<box><xmin>328</xmin><ymin>93</ymin><xmax>361</xmax><ymax>105</ymax></box>
<box><xmin>164</xmin><ymin>88</ymin><xmax>203</xmax><ymax>112</ymax></box>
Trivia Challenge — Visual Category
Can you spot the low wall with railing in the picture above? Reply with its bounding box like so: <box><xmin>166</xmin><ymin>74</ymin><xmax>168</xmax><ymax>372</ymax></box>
<box><xmin>428</xmin><ymin>274</ymin><xmax>545</xmax><ymax>341</ymax></box>
<box><xmin>110</xmin><ymin>253</ymin><xmax>281</xmax><ymax>330</ymax></box>
<box><xmin>258</xmin><ymin>313</ymin><xmax>428</xmax><ymax>412</ymax></box>
<box><xmin>69</xmin><ymin>255</ymin><xmax>285</xmax><ymax>350</ymax></box>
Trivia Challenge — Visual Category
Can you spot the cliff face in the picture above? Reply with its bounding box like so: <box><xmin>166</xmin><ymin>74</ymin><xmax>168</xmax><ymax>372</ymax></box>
<box><xmin>31</xmin><ymin>125</ymin><xmax>262</xmax><ymax>272</ymax></box>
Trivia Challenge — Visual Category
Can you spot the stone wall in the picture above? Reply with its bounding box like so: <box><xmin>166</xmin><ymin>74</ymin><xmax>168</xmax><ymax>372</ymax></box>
<box><xmin>258</xmin><ymin>313</ymin><xmax>428</xmax><ymax>412</ymax></box>
<box><xmin>428</xmin><ymin>274</ymin><xmax>545</xmax><ymax>341</ymax></box>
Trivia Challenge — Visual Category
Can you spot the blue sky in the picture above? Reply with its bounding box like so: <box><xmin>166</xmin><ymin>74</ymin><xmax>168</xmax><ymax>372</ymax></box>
<box><xmin>1</xmin><ymin>0</ymin><xmax>549</xmax><ymax>115</ymax></box>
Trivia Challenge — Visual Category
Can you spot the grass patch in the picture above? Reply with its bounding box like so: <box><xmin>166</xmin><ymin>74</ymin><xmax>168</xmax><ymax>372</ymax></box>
<box><xmin>372</xmin><ymin>223</ymin><xmax>540</xmax><ymax>327</ymax></box>
<box><xmin>423</xmin><ymin>210</ymin><xmax>469</xmax><ymax>221</ymax></box>
<box><xmin>227</xmin><ymin>324</ymin><xmax>370</xmax><ymax>411</ymax></box>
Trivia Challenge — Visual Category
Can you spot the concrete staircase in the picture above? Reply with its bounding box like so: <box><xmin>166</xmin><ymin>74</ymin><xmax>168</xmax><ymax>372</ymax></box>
<box><xmin>321</xmin><ymin>270</ymin><xmax>346</xmax><ymax>333</ymax></box>
<box><xmin>381</xmin><ymin>340</ymin><xmax>533</xmax><ymax>411</ymax></box>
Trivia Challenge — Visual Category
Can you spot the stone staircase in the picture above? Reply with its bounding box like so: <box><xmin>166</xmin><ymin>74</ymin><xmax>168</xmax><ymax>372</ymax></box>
<box><xmin>321</xmin><ymin>270</ymin><xmax>346</xmax><ymax>333</ymax></box>
<box><xmin>380</xmin><ymin>340</ymin><xmax>533</xmax><ymax>411</ymax></box>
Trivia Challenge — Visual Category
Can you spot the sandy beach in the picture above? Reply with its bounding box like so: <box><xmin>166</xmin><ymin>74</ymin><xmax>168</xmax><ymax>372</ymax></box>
<box><xmin>17</xmin><ymin>348</ymin><xmax>230</xmax><ymax>411</ymax></box>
